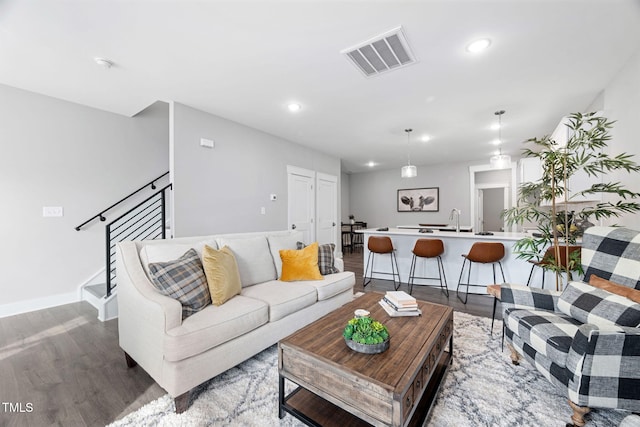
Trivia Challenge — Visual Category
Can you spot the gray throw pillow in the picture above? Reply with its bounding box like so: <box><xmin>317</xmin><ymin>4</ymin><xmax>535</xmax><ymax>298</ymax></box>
<box><xmin>297</xmin><ymin>241</ymin><xmax>339</xmax><ymax>275</ymax></box>
<box><xmin>148</xmin><ymin>248</ymin><xmax>211</xmax><ymax>319</ymax></box>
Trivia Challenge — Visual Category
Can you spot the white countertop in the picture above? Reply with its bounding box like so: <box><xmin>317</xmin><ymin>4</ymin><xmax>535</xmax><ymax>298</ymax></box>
<box><xmin>360</xmin><ymin>227</ymin><xmax>528</xmax><ymax>241</ymax></box>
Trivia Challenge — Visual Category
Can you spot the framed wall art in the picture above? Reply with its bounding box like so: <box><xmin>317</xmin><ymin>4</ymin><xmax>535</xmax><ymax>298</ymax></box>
<box><xmin>397</xmin><ymin>187</ymin><xmax>439</xmax><ymax>212</ymax></box>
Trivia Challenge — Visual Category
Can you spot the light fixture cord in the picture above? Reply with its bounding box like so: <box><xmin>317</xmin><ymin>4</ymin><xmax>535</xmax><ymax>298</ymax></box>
<box><xmin>405</xmin><ymin>128</ymin><xmax>412</xmax><ymax>165</ymax></box>
<box><xmin>495</xmin><ymin>110</ymin><xmax>505</xmax><ymax>156</ymax></box>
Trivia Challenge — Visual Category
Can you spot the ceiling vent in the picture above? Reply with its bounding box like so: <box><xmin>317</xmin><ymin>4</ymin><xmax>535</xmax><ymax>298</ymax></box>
<box><xmin>341</xmin><ymin>26</ymin><xmax>417</xmax><ymax>77</ymax></box>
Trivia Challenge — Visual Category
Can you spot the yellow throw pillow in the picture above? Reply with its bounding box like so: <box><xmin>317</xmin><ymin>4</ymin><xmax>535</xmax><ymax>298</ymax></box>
<box><xmin>279</xmin><ymin>242</ymin><xmax>323</xmax><ymax>281</ymax></box>
<box><xmin>202</xmin><ymin>245</ymin><xmax>242</xmax><ymax>306</ymax></box>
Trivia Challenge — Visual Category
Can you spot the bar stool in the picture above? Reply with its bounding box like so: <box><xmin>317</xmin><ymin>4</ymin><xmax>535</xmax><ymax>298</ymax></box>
<box><xmin>526</xmin><ymin>245</ymin><xmax>582</xmax><ymax>288</ymax></box>
<box><xmin>408</xmin><ymin>239</ymin><xmax>449</xmax><ymax>297</ymax></box>
<box><xmin>363</xmin><ymin>236</ymin><xmax>401</xmax><ymax>290</ymax></box>
<box><xmin>456</xmin><ymin>242</ymin><xmax>505</xmax><ymax>304</ymax></box>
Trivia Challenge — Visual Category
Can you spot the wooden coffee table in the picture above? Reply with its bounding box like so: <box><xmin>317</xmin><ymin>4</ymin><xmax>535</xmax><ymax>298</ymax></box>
<box><xmin>278</xmin><ymin>292</ymin><xmax>453</xmax><ymax>427</ymax></box>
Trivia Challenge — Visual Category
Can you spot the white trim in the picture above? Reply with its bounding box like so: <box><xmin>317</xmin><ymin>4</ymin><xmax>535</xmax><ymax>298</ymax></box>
<box><xmin>469</xmin><ymin>162</ymin><xmax>518</xmax><ymax>232</ymax></box>
<box><xmin>0</xmin><ymin>291</ymin><xmax>80</xmax><ymax>319</ymax></box>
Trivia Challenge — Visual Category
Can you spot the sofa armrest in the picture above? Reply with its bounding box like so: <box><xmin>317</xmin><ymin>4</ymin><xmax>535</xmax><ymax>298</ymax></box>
<box><xmin>565</xmin><ymin>323</ymin><xmax>640</xmax><ymax>409</ymax></box>
<box><xmin>116</xmin><ymin>241</ymin><xmax>183</xmax><ymax>380</ymax></box>
<box><xmin>334</xmin><ymin>256</ymin><xmax>344</xmax><ymax>272</ymax></box>
<box><xmin>500</xmin><ymin>283</ymin><xmax>561</xmax><ymax>313</ymax></box>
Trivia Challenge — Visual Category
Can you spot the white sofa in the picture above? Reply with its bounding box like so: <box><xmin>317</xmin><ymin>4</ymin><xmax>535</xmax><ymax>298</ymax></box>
<box><xmin>116</xmin><ymin>230</ymin><xmax>355</xmax><ymax>412</ymax></box>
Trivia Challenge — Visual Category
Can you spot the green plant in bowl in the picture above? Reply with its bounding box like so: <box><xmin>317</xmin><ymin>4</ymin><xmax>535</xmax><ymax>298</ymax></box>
<box><xmin>343</xmin><ymin>316</ymin><xmax>389</xmax><ymax>345</ymax></box>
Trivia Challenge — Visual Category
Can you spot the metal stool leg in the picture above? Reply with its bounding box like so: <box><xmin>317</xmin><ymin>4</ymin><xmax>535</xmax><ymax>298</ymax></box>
<box><xmin>456</xmin><ymin>258</ymin><xmax>470</xmax><ymax>304</ymax></box>
<box><xmin>526</xmin><ymin>264</ymin><xmax>535</xmax><ymax>286</ymax></box>
<box><xmin>437</xmin><ymin>256</ymin><xmax>449</xmax><ymax>297</ymax></box>
<box><xmin>408</xmin><ymin>254</ymin><xmax>417</xmax><ymax>295</ymax></box>
<box><xmin>491</xmin><ymin>296</ymin><xmax>497</xmax><ymax>336</ymax></box>
<box><xmin>363</xmin><ymin>252</ymin><xmax>374</xmax><ymax>288</ymax></box>
<box><xmin>391</xmin><ymin>251</ymin><xmax>401</xmax><ymax>291</ymax></box>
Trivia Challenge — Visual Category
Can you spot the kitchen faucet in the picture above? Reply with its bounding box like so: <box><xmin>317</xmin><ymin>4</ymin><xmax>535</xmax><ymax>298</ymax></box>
<box><xmin>450</xmin><ymin>209</ymin><xmax>461</xmax><ymax>233</ymax></box>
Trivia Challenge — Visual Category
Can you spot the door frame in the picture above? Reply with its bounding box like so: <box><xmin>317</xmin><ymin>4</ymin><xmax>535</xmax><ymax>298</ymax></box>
<box><xmin>475</xmin><ymin>184</ymin><xmax>510</xmax><ymax>232</ymax></box>
<box><xmin>316</xmin><ymin>172</ymin><xmax>338</xmax><ymax>249</ymax></box>
<box><xmin>469</xmin><ymin>163</ymin><xmax>517</xmax><ymax>232</ymax></box>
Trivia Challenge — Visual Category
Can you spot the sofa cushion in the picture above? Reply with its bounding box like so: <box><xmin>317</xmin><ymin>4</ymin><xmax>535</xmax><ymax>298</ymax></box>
<box><xmin>148</xmin><ymin>249</ymin><xmax>211</xmax><ymax>319</ymax></box>
<box><xmin>217</xmin><ymin>236</ymin><xmax>276</xmax><ymax>287</ymax></box>
<box><xmin>280</xmin><ymin>242</ymin><xmax>323</xmax><ymax>281</ymax></box>
<box><xmin>202</xmin><ymin>245</ymin><xmax>242</xmax><ymax>306</ymax></box>
<box><xmin>240</xmin><ymin>280</ymin><xmax>317</xmax><ymax>322</ymax></box>
<box><xmin>558</xmin><ymin>281</ymin><xmax>640</xmax><ymax>328</ymax></box>
<box><xmin>505</xmin><ymin>308</ymin><xmax>582</xmax><ymax>369</ymax></box>
<box><xmin>304</xmin><ymin>271</ymin><xmax>354</xmax><ymax>301</ymax></box>
<box><xmin>139</xmin><ymin>240</ymin><xmax>217</xmax><ymax>275</ymax></box>
<box><xmin>267</xmin><ymin>232</ymin><xmax>304</xmax><ymax>278</ymax></box>
<box><xmin>589</xmin><ymin>274</ymin><xmax>640</xmax><ymax>304</ymax></box>
<box><xmin>164</xmin><ymin>295</ymin><xmax>269</xmax><ymax>362</ymax></box>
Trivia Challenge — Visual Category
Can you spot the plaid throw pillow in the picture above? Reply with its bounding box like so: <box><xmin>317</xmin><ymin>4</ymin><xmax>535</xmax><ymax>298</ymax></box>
<box><xmin>318</xmin><ymin>243</ymin><xmax>339</xmax><ymax>275</ymax></box>
<box><xmin>557</xmin><ymin>281</ymin><xmax>640</xmax><ymax>328</ymax></box>
<box><xmin>148</xmin><ymin>249</ymin><xmax>211</xmax><ymax>319</ymax></box>
<box><xmin>296</xmin><ymin>241</ymin><xmax>339</xmax><ymax>275</ymax></box>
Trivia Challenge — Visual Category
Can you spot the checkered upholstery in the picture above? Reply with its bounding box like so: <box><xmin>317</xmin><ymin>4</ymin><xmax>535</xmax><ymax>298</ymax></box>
<box><xmin>558</xmin><ymin>281</ymin><xmax>640</xmax><ymax>328</ymax></box>
<box><xmin>565</xmin><ymin>323</ymin><xmax>640</xmax><ymax>409</ymax></box>
<box><xmin>148</xmin><ymin>248</ymin><xmax>211</xmax><ymax>319</ymax></box>
<box><xmin>502</xmin><ymin>227</ymin><xmax>640</xmax><ymax>415</ymax></box>
<box><xmin>582</xmin><ymin>226</ymin><xmax>640</xmax><ymax>290</ymax></box>
<box><xmin>317</xmin><ymin>243</ymin><xmax>339</xmax><ymax>275</ymax></box>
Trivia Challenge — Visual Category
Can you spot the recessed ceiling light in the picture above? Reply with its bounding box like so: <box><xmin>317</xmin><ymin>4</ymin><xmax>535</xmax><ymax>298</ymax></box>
<box><xmin>421</xmin><ymin>135</ymin><xmax>431</xmax><ymax>142</ymax></box>
<box><xmin>367</xmin><ymin>161</ymin><xmax>376</xmax><ymax>167</ymax></box>
<box><xmin>94</xmin><ymin>57</ymin><xmax>114</xmax><ymax>69</ymax></box>
<box><xmin>490</xmin><ymin>123</ymin><xmax>501</xmax><ymax>131</ymax></box>
<box><xmin>492</xmin><ymin>139</ymin><xmax>502</xmax><ymax>146</ymax></box>
<box><xmin>287</xmin><ymin>103</ymin><xmax>302</xmax><ymax>112</ymax></box>
<box><xmin>466</xmin><ymin>38</ymin><xmax>491</xmax><ymax>53</ymax></box>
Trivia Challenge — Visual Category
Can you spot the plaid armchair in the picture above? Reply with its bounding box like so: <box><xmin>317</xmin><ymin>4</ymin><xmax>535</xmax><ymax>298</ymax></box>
<box><xmin>501</xmin><ymin>226</ymin><xmax>640</xmax><ymax>427</ymax></box>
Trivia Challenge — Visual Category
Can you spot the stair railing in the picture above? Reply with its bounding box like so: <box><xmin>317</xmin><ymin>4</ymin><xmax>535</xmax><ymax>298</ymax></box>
<box><xmin>104</xmin><ymin>183</ymin><xmax>172</xmax><ymax>296</ymax></box>
<box><xmin>75</xmin><ymin>171</ymin><xmax>169</xmax><ymax>231</ymax></box>
<box><xmin>75</xmin><ymin>171</ymin><xmax>172</xmax><ymax>297</ymax></box>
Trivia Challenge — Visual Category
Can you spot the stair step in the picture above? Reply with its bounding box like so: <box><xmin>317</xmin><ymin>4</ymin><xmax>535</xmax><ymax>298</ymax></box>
<box><xmin>85</xmin><ymin>283</ymin><xmax>107</xmax><ymax>299</ymax></box>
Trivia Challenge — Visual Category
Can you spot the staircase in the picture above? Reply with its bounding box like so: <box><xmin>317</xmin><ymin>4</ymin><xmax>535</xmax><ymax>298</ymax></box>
<box><xmin>76</xmin><ymin>172</ymin><xmax>172</xmax><ymax>321</ymax></box>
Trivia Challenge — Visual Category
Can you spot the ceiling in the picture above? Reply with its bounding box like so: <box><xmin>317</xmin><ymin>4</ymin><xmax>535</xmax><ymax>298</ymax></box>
<box><xmin>1</xmin><ymin>0</ymin><xmax>639</xmax><ymax>174</ymax></box>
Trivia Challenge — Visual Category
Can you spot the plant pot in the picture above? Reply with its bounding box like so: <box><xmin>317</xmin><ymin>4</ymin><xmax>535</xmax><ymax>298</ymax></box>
<box><xmin>344</xmin><ymin>337</ymin><xmax>390</xmax><ymax>354</ymax></box>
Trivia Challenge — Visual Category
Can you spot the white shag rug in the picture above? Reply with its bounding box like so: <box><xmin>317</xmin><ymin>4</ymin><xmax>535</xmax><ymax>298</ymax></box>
<box><xmin>108</xmin><ymin>312</ymin><xmax>626</xmax><ymax>427</ymax></box>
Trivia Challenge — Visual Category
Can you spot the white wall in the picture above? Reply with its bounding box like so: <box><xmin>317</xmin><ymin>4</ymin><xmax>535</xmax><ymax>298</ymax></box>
<box><xmin>341</xmin><ymin>171</ymin><xmax>350</xmax><ymax>223</ymax></box>
<box><xmin>349</xmin><ymin>161</ymin><xmax>473</xmax><ymax>229</ymax></box>
<box><xmin>0</xmin><ymin>85</ymin><xmax>169</xmax><ymax>316</ymax></box>
<box><xmin>602</xmin><ymin>46</ymin><xmax>640</xmax><ymax>229</ymax></box>
<box><xmin>170</xmin><ymin>102</ymin><xmax>341</xmax><ymax>237</ymax></box>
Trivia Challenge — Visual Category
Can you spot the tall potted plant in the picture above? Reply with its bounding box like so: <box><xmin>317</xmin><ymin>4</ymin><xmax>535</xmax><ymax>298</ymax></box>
<box><xmin>504</xmin><ymin>112</ymin><xmax>640</xmax><ymax>290</ymax></box>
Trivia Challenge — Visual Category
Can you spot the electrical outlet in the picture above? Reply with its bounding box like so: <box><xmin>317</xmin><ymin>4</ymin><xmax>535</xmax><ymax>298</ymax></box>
<box><xmin>43</xmin><ymin>206</ymin><xmax>63</xmax><ymax>217</ymax></box>
<box><xmin>270</xmin><ymin>194</ymin><xmax>277</xmax><ymax>201</ymax></box>
<box><xmin>200</xmin><ymin>138</ymin><xmax>214</xmax><ymax>148</ymax></box>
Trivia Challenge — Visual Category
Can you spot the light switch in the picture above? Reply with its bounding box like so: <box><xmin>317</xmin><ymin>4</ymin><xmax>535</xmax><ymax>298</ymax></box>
<box><xmin>261</xmin><ymin>207</ymin><xmax>266</xmax><ymax>215</ymax></box>
<box><xmin>200</xmin><ymin>138</ymin><xmax>214</xmax><ymax>148</ymax></box>
<box><xmin>43</xmin><ymin>206</ymin><xmax>63</xmax><ymax>217</ymax></box>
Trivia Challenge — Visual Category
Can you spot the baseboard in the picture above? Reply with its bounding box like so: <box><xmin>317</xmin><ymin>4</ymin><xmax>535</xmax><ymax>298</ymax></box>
<box><xmin>0</xmin><ymin>291</ymin><xmax>80</xmax><ymax>319</ymax></box>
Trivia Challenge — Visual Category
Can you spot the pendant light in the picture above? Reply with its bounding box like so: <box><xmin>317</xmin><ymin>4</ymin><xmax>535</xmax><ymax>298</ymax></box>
<box><xmin>401</xmin><ymin>128</ymin><xmax>417</xmax><ymax>178</ymax></box>
<box><xmin>490</xmin><ymin>110</ymin><xmax>511</xmax><ymax>169</ymax></box>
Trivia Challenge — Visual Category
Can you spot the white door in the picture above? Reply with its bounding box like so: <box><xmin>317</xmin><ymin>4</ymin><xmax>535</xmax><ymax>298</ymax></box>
<box><xmin>316</xmin><ymin>173</ymin><xmax>338</xmax><ymax>247</ymax></box>
<box><xmin>287</xmin><ymin>166</ymin><xmax>315</xmax><ymax>243</ymax></box>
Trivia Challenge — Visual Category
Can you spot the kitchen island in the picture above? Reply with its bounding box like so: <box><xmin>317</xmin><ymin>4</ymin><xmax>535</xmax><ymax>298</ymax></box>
<box><xmin>359</xmin><ymin>227</ymin><xmax>538</xmax><ymax>292</ymax></box>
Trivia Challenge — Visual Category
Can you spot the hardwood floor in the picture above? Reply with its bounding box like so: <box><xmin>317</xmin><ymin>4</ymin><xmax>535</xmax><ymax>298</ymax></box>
<box><xmin>0</xmin><ymin>249</ymin><xmax>498</xmax><ymax>426</ymax></box>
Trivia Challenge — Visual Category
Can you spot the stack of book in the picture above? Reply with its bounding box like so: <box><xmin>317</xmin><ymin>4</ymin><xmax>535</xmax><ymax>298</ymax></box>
<box><xmin>378</xmin><ymin>291</ymin><xmax>422</xmax><ymax>317</ymax></box>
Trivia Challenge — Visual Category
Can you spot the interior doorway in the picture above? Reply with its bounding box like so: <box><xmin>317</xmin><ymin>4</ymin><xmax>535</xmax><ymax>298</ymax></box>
<box><xmin>476</xmin><ymin>185</ymin><xmax>510</xmax><ymax>232</ymax></box>
<box><xmin>469</xmin><ymin>163</ymin><xmax>517</xmax><ymax>233</ymax></box>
